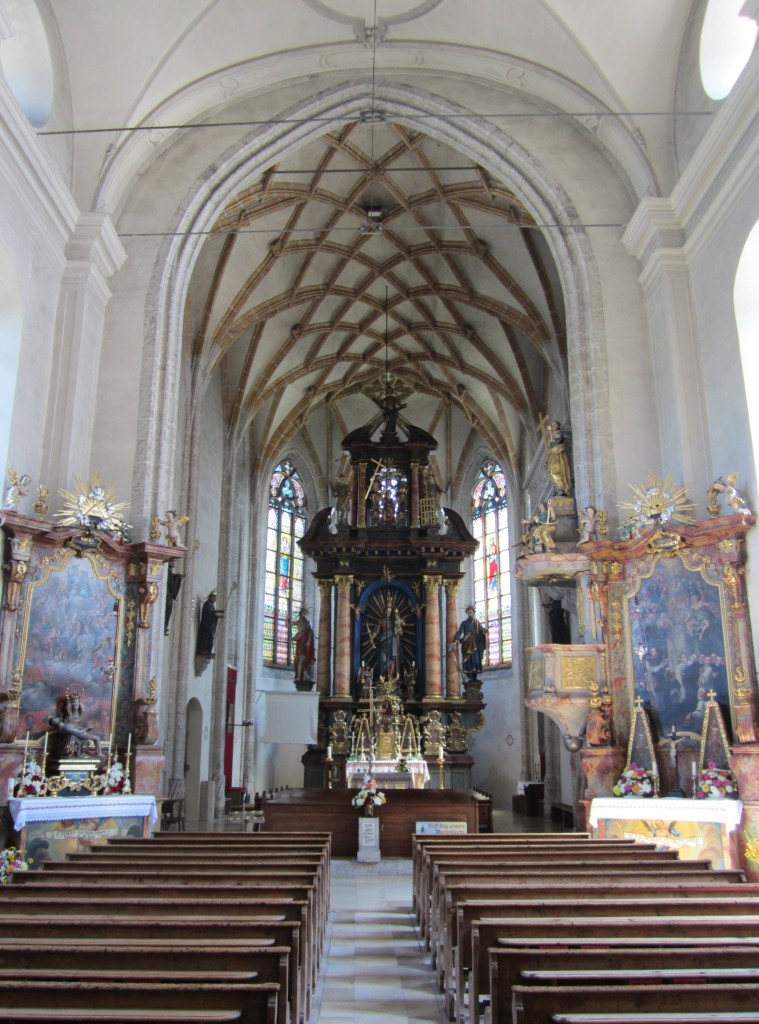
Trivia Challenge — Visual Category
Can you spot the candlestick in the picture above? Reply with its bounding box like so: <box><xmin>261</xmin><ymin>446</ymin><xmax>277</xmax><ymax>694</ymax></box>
<box><xmin>23</xmin><ymin>731</ymin><xmax>29</xmax><ymax>764</ymax></box>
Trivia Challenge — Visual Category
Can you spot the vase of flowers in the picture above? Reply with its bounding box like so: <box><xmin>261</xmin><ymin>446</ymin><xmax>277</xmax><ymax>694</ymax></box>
<box><xmin>352</xmin><ymin>776</ymin><xmax>387</xmax><ymax>816</ymax></box>
<box><xmin>101</xmin><ymin>759</ymin><xmax>126</xmax><ymax>795</ymax></box>
<box><xmin>0</xmin><ymin>847</ymin><xmax>30</xmax><ymax>884</ymax></box>
<box><xmin>612</xmin><ymin>762</ymin><xmax>656</xmax><ymax>797</ymax></box>
<box><xmin>14</xmin><ymin>758</ymin><xmax>45</xmax><ymax>797</ymax></box>
<box><xmin>695</xmin><ymin>762</ymin><xmax>737</xmax><ymax>799</ymax></box>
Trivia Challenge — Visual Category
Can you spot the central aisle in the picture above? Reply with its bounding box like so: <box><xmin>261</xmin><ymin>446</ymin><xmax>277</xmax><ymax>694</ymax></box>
<box><xmin>312</xmin><ymin>858</ymin><xmax>448</xmax><ymax>1024</ymax></box>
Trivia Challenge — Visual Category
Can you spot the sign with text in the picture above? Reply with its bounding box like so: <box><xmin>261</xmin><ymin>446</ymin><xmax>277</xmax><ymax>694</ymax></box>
<box><xmin>415</xmin><ymin>821</ymin><xmax>468</xmax><ymax>835</ymax></box>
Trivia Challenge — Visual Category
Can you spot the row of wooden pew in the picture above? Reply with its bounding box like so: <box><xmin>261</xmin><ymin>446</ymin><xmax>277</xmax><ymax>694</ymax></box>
<box><xmin>0</xmin><ymin>829</ymin><xmax>331</xmax><ymax>1024</ymax></box>
<box><xmin>412</xmin><ymin>831</ymin><xmax>759</xmax><ymax>1024</ymax></box>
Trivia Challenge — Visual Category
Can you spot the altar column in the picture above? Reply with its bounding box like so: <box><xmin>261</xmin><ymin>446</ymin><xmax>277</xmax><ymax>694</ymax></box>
<box><xmin>423</xmin><ymin>575</ymin><xmax>443</xmax><ymax>698</ymax></box>
<box><xmin>444</xmin><ymin>579</ymin><xmax>461</xmax><ymax>699</ymax></box>
<box><xmin>334</xmin><ymin>576</ymin><xmax>353</xmax><ymax>697</ymax></box>
<box><xmin>317</xmin><ymin>579</ymin><xmax>333</xmax><ymax>697</ymax></box>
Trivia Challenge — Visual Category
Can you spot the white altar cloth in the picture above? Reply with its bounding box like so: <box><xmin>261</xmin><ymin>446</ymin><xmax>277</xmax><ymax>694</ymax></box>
<box><xmin>9</xmin><ymin>794</ymin><xmax>158</xmax><ymax>830</ymax></box>
<box><xmin>589</xmin><ymin>796</ymin><xmax>743</xmax><ymax>832</ymax></box>
<box><xmin>346</xmin><ymin>759</ymin><xmax>430</xmax><ymax>789</ymax></box>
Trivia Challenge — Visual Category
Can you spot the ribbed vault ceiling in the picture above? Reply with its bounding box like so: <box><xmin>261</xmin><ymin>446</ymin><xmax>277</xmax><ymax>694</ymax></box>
<box><xmin>188</xmin><ymin>118</ymin><xmax>566</xmax><ymax>475</ymax></box>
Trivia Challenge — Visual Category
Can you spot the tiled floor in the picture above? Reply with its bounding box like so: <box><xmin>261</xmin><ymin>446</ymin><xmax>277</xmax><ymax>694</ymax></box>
<box><xmin>311</xmin><ymin>808</ymin><xmax>567</xmax><ymax>1023</ymax></box>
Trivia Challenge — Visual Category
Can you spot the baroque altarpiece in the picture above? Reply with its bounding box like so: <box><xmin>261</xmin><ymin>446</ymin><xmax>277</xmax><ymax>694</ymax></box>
<box><xmin>299</xmin><ymin>396</ymin><xmax>487</xmax><ymax>789</ymax></box>
<box><xmin>0</xmin><ymin>501</ymin><xmax>183</xmax><ymax>815</ymax></box>
<box><xmin>518</xmin><ymin>467</ymin><xmax>759</xmax><ymax>871</ymax></box>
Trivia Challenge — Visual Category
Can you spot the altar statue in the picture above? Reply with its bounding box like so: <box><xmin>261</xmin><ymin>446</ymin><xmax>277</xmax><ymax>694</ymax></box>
<box><xmin>293</xmin><ymin>607</ymin><xmax>315</xmax><ymax>684</ymax></box>
<box><xmin>49</xmin><ymin>690</ymin><xmax>102</xmax><ymax>759</ymax></box>
<box><xmin>537</xmin><ymin>416</ymin><xmax>572</xmax><ymax>497</ymax></box>
<box><xmin>454</xmin><ymin>605</ymin><xmax>487</xmax><ymax>678</ymax></box>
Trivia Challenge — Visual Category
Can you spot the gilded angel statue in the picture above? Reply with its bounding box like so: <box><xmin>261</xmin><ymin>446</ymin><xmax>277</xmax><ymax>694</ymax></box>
<box><xmin>711</xmin><ymin>472</ymin><xmax>750</xmax><ymax>516</ymax></box>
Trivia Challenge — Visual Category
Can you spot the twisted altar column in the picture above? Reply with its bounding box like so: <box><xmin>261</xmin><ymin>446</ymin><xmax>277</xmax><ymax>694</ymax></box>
<box><xmin>316</xmin><ymin>579</ymin><xmax>333</xmax><ymax>696</ymax></box>
<box><xmin>423</xmin><ymin>575</ymin><xmax>443</xmax><ymax>698</ymax></box>
<box><xmin>444</xmin><ymin>579</ymin><xmax>462</xmax><ymax>699</ymax></box>
<box><xmin>334</xmin><ymin>575</ymin><xmax>353</xmax><ymax>697</ymax></box>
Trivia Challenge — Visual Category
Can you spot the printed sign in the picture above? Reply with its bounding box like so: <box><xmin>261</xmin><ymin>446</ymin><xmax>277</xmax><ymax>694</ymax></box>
<box><xmin>415</xmin><ymin>821</ymin><xmax>468</xmax><ymax>835</ymax></box>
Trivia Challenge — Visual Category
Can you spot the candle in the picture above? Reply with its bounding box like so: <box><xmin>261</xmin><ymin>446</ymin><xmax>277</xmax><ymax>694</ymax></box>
<box><xmin>438</xmin><ymin>746</ymin><xmax>444</xmax><ymax>761</ymax></box>
<box><xmin>42</xmin><ymin>732</ymin><xmax>48</xmax><ymax>762</ymax></box>
<box><xmin>127</xmin><ymin>733</ymin><xmax>132</xmax><ymax>756</ymax></box>
<box><xmin>107</xmin><ymin>733</ymin><xmax>112</xmax><ymax>756</ymax></box>
<box><xmin>23</xmin><ymin>731</ymin><xmax>29</xmax><ymax>762</ymax></box>
<box><xmin>327</xmin><ymin>745</ymin><xmax>333</xmax><ymax>760</ymax></box>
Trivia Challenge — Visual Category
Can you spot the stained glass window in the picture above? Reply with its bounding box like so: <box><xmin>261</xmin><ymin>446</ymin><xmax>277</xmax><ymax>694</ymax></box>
<box><xmin>471</xmin><ymin>461</ymin><xmax>512</xmax><ymax>666</ymax></box>
<box><xmin>263</xmin><ymin>460</ymin><xmax>306</xmax><ymax>665</ymax></box>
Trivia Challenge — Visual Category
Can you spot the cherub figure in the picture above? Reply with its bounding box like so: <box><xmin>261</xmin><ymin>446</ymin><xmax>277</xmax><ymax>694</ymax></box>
<box><xmin>712</xmin><ymin>473</ymin><xmax>750</xmax><ymax>516</ymax></box>
<box><xmin>577</xmin><ymin>505</ymin><xmax>597</xmax><ymax>544</ymax></box>
<box><xmin>4</xmin><ymin>470</ymin><xmax>31</xmax><ymax>510</ymax></box>
<box><xmin>159</xmin><ymin>510</ymin><xmax>190</xmax><ymax>546</ymax></box>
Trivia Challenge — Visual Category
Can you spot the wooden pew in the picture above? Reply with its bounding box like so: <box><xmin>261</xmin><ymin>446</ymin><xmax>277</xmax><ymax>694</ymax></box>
<box><xmin>0</xmin><ymin>1012</ymin><xmax>244</xmax><ymax>1023</ymax></box>
<box><xmin>551</xmin><ymin>1015</ymin><xmax>759</xmax><ymax>1023</ymax></box>
<box><xmin>457</xmin><ymin>899</ymin><xmax>759</xmax><ymax>1024</ymax></box>
<box><xmin>511</xmin><ymin>982</ymin><xmax>759</xmax><ymax>1024</ymax></box>
<box><xmin>466</xmin><ymin>918</ymin><xmax>759</xmax><ymax>1024</ymax></box>
<box><xmin>488</xmin><ymin>947</ymin><xmax>759</xmax><ymax>1024</ymax></box>
<box><xmin>434</xmin><ymin>879</ymin><xmax>759</xmax><ymax>990</ymax></box>
<box><xmin>0</xmin><ymin>913</ymin><xmax>309</xmax><ymax>1021</ymax></box>
<box><xmin>0</xmin><ymin>941</ymin><xmax>295</xmax><ymax>1024</ymax></box>
<box><xmin>430</xmin><ymin>869</ymin><xmax>747</xmax><ymax>967</ymax></box>
<box><xmin>0</xmin><ymin>980</ymin><xmax>281</xmax><ymax>1024</ymax></box>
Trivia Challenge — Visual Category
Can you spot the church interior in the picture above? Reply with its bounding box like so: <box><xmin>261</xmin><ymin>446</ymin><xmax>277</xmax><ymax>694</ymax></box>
<box><xmin>1</xmin><ymin>0</ymin><xmax>759</xmax><ymax>886</ymax></box>
<box><xmin>2</xmin><ymin>2</ymin><xmax>759</xmax><ymax>1021</ymax></box>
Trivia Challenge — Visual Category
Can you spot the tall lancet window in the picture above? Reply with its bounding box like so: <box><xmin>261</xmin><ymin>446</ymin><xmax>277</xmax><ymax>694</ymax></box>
<box><xmin>264</xmin><ymin>460</ymin><xmax>306</xmax><ymax>666</ymax></box>
<box><xmin>471</xmin><ymin>461</ymin><xmax>512</xmax><ymax>667</ymax></box>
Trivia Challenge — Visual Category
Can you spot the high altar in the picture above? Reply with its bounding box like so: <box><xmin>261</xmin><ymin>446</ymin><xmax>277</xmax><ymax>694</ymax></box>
<box><xmin>297</xmin><ymin>385</ymin><xmax>487</xmax><ymax>790</ymax></box>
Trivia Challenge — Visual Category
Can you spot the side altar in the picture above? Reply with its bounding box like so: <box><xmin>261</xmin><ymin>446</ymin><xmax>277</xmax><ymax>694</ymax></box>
<box><xmin>9</xmin><ymin>794</ymin><xmax>158</xmax><ymax>866</ymax></box>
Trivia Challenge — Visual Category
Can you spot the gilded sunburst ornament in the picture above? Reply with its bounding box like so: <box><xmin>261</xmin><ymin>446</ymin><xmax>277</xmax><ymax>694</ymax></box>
<box><xmin>618</xmin><ymin>471</ymin><xmax>695</xmax><ymax>534</ymax></box>
<box><xmin>56</xmin><ymin>475</ymin><xmax>131</xmax><ymax>541</ymax></box>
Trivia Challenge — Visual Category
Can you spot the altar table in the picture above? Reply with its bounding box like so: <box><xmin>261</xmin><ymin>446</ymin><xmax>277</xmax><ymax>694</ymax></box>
<box><xmin>346</xmin><ymin>758</ymin><xmax>430</xmax><ymax>789</ymax></box>
<box><xmin>9</xmin><ymin>795</ymin><xmax>158</xmax><ymax>866</ymax></box>
<box><xmin>589</xmin><ymin>796</ymin><xmax>743</xmax><ymax>869</ymax></box>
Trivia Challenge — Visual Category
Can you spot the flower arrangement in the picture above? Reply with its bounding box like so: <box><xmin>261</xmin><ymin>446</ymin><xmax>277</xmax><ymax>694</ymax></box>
<box><xmin>352</xmin><ymin>776</ymin><xmax>387</xmax><ymax>813</ymax></box>
<box><xmin>100</xmin><ymin>759</ymin><xmax>126</xmax><ymax>795</ymax></box>
<box><xmin>14</xmin><ymin>758</ymin><xmax>45</xmax><ymax>797</ymax></box>
<box><xmin>695</xmin><ymin>762</ymin><xmax>737</xmax><ymax>799</ymax></box>
<box><xmin>612</xmin><ymin>762</ymin><xmax>656</xmax><ymax>798</ymax></box>
<box><xmin>744</xmin><ymin>832</ymin><xmax>759</xmax><ymax>866</ymax></box>
<box><xmin>0</xmin><ymin>847</ymin><xmax>30</xmax><ymax>885</ymax></box>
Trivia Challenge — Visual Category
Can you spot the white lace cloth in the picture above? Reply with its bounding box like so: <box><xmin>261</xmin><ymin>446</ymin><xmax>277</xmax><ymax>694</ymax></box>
<box><xmin>589</xmin><ymin>796</ymin><xmax>743</xmax><ymax>832</ymax></box>
<box><xmin>346</xmin><ymin>759</ymin><xmax>430</xmax><ymax>789</ymax></box>
<box><xmin>9</xmin><ymin>794</ymin><xmax>158</xmax><ymax>830</ymax></box>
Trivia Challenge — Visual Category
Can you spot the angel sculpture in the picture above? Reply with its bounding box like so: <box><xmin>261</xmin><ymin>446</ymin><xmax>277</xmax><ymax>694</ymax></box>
<box><xmin>159</xmin><ymin>510</ymin><xmax>189</xmax><ymax>546</ymax></box>
<box><xmin>712</xmin><ymin>473</ymin><xmax>750</xmax><ymax>516</ymax></box>
<box><xmin>577</xmin><ymin>505</ymin><xmax>598</xmax><ymax>544</ymax></box>
<box><xmin>4</xmin><ymin>470</ymin><xmax>31</xmax><ymax>510</ymax></box>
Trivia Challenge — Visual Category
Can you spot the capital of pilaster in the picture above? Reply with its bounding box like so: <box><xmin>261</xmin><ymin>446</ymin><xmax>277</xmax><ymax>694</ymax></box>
<box><xmin>66</xmin><ymin>212</ymin><xmax>128</xmax><ymax>279</ymax></box>
<box><xmin>443</xmin><ymin>578</ymin><xmax>461</xmax><ymax>598</ymax></box>
<box><xmin>423</xmin><ymin>574</ymin><xmax>442</xmax><ymax>594</ymax></box>
<box><xmin>317</xmin><ymin>578</ymin><xmax>334</xmax><ymax>597</ymax></box>
<box><xmin>335</xmin><ymin>575</ymin><xmax>354</xmax><ymax>594</ymax></box>
<box><xmin>622</xmin><ymin>197</ymin><xmax>684</xmax><ymax>268</ymax></box>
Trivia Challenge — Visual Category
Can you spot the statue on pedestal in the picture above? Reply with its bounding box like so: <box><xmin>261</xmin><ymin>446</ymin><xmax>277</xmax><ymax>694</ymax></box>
<box><xmin>49</xmin><ymin>689</ymin><xmax>102</xmax><ymax>759</ymax></box>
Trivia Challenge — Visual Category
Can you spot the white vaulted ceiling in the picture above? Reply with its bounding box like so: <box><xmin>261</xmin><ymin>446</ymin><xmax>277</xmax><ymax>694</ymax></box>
<box><xmin>35</xmin><ymin>0</ymin><xmax>697</xmax><ymax>482</ymax></box>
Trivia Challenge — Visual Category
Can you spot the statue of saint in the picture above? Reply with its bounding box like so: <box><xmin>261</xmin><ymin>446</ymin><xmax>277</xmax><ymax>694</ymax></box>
<box><xmin>49</xmin><ymin>690</ymin><xmax>102</xmax><ymax>759</ymax></box>
<box><xmin>538</xmin><ymin>417</ymin><xmax>572</xmax><ymax>496</ymax></box>
<box><xmin>293</xmin><ymin>607</ymin><xmax>315</xmax><ymax>684</ymax></box>
<box><xmin>196</xmin><ymin>590</ymin><xmax>220</xmax><ymax>656</ymax></box>
<box><xmin>454</xmin><ymin>605</ymin><xmax>487</xmax><ymax>678</ymax></box>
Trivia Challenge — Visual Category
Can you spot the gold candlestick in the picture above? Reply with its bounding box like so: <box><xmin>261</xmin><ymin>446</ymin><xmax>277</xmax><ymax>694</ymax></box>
<box><xmin>437</xmin><ymin>754</ymin><xmax>445</xmax><ymax>790</ymax></box>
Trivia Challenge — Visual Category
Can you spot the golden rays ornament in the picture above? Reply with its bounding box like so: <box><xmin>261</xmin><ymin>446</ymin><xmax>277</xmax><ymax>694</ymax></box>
<box><xmin>618</xmin><ymin>471</ymin><xmax>695</xmax><ymax>534</ymax></box>
<box><xmin>56</xmin><ymin>474</ymin><xmax>131</xmax><ymax>541</ymax></box>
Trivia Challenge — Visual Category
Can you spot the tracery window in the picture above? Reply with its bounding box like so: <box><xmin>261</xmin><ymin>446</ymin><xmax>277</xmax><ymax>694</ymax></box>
<box><xmin>471</xmin><ymin>460</ymin><xmax>512</xmax><ymax>667</ymax></box>
<box><xmin>263</xmin><ymin>460</ymin><xmax>306</xmax><ymax>666</ymax></box>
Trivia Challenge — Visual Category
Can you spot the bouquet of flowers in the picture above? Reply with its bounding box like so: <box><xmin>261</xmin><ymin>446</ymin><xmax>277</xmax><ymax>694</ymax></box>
<box><xmin>0</xmin><ymin>847</ymin><xmax>30</xmax><ymax>884</ymax></box>
<box><xmin>14</xmin><ymin>758</ymin><xmax>45</xmax><ymax>797</ymax></box>
<box><xmin>101</xmin><ymin>759</ymin><xmax>126</xmax><ymax>795</ymax></box>
<box><xmin>352</xmin><ymin>776</ymin><xmax>387</xmax><ymax>812</ymax></box>
<box><xmin>695</xmin><ymin>761</ymin><xmax>737</xmax><ymax>799</ymax></box>
<box><xmin>612</xmin><ymin>762</ymin><xmax>656</xmax><ymax>798</ymax></box>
